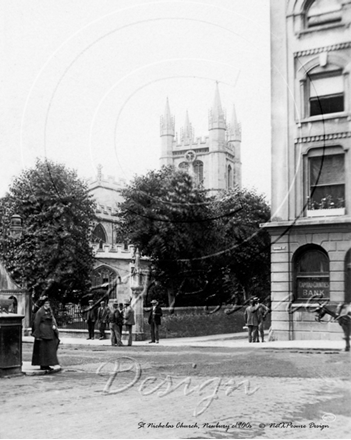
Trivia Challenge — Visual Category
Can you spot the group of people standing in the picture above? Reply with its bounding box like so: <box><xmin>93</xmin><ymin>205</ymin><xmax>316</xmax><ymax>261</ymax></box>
<box><xmin>83</xmin><ymin>297</ymin><xmax>163</xmax><ymax>345</ymax></box>
<box><xmin>83</xmin><ymin>298</ymin><xmax>135</xmax><ymax>346</ymax></box>
<box><xmin>244</xmin><ymin>297</ymin><xmax>269</xmax><ymax>343</ymax></box>
<box><xmin>29</xmin><ymin>296</ymin><xmax>138</xmax><ymax>372</ymax></box>
<box><xmin>30</xmin><ymin>293</ymin><xmax>266</xmax><ymax>373</ymax></box>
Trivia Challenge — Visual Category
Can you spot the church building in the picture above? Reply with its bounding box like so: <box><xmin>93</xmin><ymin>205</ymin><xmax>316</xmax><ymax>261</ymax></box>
<box><xmin>159</xmin><ymin>83</ymin><xmax>242</xmax><ymax>192</ymax></box>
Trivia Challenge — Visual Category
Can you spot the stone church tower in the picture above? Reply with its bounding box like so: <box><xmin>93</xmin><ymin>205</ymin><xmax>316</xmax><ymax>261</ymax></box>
<box><xmin>160</xmin><ymin>83</ymin><xmax>242</xmax><ymax>192</ymax></box>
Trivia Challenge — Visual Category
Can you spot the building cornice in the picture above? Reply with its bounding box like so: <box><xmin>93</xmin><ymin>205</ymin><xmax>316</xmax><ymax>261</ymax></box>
<box><xmin>294</xmin><ymin>41</ymin><xmax>351</xmax><ymax>58</ymax></box>
<box><xmin>295</xmin><ymin>132</ymin><xmax>351</xmax><ymax>143</ymax></box>
<box><xmin>261</xmin><ymin>216</ymin><xmax>351</xmax><ymax>231</ymax></box>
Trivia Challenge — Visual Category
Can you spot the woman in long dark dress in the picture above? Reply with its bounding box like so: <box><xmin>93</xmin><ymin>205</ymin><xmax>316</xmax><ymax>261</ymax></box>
<box><xmin>32</xmin><ymin>300</ymin><xmax>60</xmax><ymax>371</ymax></box>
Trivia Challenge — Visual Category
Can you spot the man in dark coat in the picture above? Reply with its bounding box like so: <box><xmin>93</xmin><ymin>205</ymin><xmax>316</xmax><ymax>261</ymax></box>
<box><xmin>83</xmin><ymin>299</ymin><xmax>98</xmax><ymax>340</ymax></box>
<box><xmin>109</xmin><ymin>300</ymin><xmax>124</xmax><ymax>346</ymax></box>
<box><xmin>244</xmin><ymin>298</ymin><xmax>260</xmax><ymax>343</ymax></box>
<box><xmin>97</xmin><ymin>300</ymin><xmax>109</xmax><ymax>340</ymax></box>
<box><xmin>123</xmin><ymin>299</ymin><xmax>135</xmax><ymax>346</ymax></box>
<box><xmin>32</xmin><ymin>300</ymin><xmax>60</xmax><ymax>371</ymax></box>
<box><xmin>148</xmin><ymin>299</ymin><xmax>163</xmax><ymax>344</ymax></box>
<box><xmin>253</xmin><ymin>297</ymin><xmax>269</xmax><ymax>343</ymax></box>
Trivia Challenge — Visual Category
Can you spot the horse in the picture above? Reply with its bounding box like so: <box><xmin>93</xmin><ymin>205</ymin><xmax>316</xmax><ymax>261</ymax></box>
<box><xmin>314</xmin><ymin>301</ymin><xmax>351</xmax><ymax>352</ymax></box>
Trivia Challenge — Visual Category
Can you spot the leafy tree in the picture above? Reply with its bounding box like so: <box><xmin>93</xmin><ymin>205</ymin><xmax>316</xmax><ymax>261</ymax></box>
<box><xmin>0</xmin><ymin>158</ymin><xmax>96</xmax><ymax>303</ymax></box>
<box><xmin>210</xmin><ymin>188</ymin><xmax>271</xmax><ymax>303</ymax></box>
<box><xmin>117</xmin><ymin>166</ymin><xmax>271</xmax><ymax>308</ymax></box>
<box><xmin>117</xmin><ymin>166</ymin><xmax>217</xmax><ymax>305</ymax></box>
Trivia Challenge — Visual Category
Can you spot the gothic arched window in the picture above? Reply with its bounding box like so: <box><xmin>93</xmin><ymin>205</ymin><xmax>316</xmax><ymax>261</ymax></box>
<box><xmin>92</xmin><ymin>223</ymin><xmax>107</xmax><ymax>250</ymax></box>
<box><xmin>193</xmin><ymin>160</ymin><xmax>203</xmax><ymax>186</ymax></box>
<box><xmin>227</xmin><ymin>165</ymin><xmax>233</xmax><ymax>189</ymax></box>
<box><xmin>91</xmin><ymin>265</ymin><xmax>118</xmax><ymax>297</ymax></box>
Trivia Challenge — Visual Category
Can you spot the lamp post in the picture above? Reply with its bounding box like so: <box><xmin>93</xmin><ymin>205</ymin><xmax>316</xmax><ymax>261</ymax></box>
<box><xmin>0</xmin><ymin>207</ymin><xmax>23</xmax><ymax>244</ymax></box>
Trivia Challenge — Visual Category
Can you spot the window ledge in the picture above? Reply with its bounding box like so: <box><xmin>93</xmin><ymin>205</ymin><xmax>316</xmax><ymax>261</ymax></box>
<box><xmin>299</xmin><ymin>112</ymin><xmax>349</xmax><ymax>124</ymax></box>
<box><xmin>296</xmin><ymin>22</ymin><xmax>345</xmax><ymax>37</ymax></box>
<box><xmin>306</xmin><ymin>208</ymin><xmax>345</xmax><ymax>217</ymax></box>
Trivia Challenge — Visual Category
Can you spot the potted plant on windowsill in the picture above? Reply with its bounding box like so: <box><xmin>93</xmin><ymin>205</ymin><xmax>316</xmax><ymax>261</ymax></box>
<box><xmin>307</xmin><ymin>196</ymin><xmax>345</xmax><ymax>217</ymax></box>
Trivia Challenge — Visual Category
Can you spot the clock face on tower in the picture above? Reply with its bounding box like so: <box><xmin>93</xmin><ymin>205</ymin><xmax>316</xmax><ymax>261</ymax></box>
<box><xmin>185</xmin><ymin>150</ymin><xmax>196</xmax><ymax>162</ymax></box>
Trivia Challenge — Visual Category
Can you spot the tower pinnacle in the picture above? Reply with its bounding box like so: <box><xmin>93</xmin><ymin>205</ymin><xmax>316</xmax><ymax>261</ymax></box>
<box><xmin>209</xmin><ymin>82</ymin><xmax>226</xmax><ymax>130</ymax></box>
<box><xmin>160</xmin><ymin>97</ymin><xmax>175</xmax><ymax>136</ymax></box>
<box><xmin>180</xmin><ymin>110</ymin><xmax>194</xmax><ymax>144</ymax></box>
<box><xmin>227</xmin><ymin>104</ymin><xmax>241</xmax><ymax>142</ymax></box>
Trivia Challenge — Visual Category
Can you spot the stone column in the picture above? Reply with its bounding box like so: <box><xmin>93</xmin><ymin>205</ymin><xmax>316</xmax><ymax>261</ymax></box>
<box><xmin>130</xmin><ymin>248</ymin><xmax>145</xmax><ymax>341</ymax></box>
<box><xmin>131</xmin><ymin>285</ymin><xmax>144</xmax><ymax>341</ymax></box>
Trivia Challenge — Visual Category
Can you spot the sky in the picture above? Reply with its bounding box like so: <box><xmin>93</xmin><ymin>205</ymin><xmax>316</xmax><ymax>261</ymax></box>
<box><xmin>0</xmin><ymin>0</ymin><xmax>271</xmax><ymax>199</ymax></box>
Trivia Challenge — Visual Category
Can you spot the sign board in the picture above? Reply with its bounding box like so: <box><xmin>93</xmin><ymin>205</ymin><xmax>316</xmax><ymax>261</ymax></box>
<box><xmin>297</xmin><ymin>278</ymin><xmax>329</xmax><ymax>299</ymax></box>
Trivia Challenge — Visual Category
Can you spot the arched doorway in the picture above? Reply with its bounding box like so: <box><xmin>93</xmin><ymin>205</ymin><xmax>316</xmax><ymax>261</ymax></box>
<box><xmin>293</xmin><ymin>245</ymin><xmax>330</xmax><ymax>301</ymax></box>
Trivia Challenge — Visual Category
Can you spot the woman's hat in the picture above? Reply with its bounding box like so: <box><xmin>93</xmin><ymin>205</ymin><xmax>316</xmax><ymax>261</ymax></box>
<box><xmin>151</xmin><ymin>299</ymin><xmax>158</xmax><ymax>304</ymax></box>
<box><xmin>124</xmin><ymin>299</ymin><xmax>130</xmax><ymax>305</ymax></box>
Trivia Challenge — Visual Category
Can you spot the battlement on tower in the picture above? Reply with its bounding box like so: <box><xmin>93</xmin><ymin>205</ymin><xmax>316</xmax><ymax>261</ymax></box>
<box><xmin>175</xmin><ymin>135</ymin><xmax>209</xmax><ymax>148</ymax></box>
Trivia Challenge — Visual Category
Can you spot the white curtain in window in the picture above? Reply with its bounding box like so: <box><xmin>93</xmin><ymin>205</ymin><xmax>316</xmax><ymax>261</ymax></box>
<box><xmin>310</xmin><ymin>75</ymin><xmax>343</xmax><ymax>98</ymax></box>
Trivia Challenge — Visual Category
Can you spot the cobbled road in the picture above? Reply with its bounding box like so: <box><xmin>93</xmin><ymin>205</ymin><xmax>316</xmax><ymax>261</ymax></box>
<box><xmin>0</xmin><ymin>343</ymin><xmax>350</xmax><ymax>439</ymax></box>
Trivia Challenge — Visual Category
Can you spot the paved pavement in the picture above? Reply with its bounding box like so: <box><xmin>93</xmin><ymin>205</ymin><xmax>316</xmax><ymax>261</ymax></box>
<box><xmin>22</xmin><ymin>331</ymin><xmax>345</xmax><ymax>375</ymax></box>
<box><xmin>22</xmin><ymin>331</ymin><xmax>345</xmax><ymax>349</ymax></box>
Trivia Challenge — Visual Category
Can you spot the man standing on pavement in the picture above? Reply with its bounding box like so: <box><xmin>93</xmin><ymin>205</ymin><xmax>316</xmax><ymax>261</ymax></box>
<box><xmin>83</xmin><ymin>299</ymin><xmax>98</xmax><ymax>340</ymax></box>
<box><xmin>123</xmin><ymin>299</ymin><xmax>135</xmax><ymax>346</ymax></box>
<box><xmin>244</xmin><ymin>297</ymin><xmax>259</xmax><ymax>343</ymax></box>
<box><xmin>97</xmin><ymin>300</ymin><xmax>109</xmax><ymax>340</ymax></box>
<box><xmin>148</xmin><ymin>299</ymin><xmax>162</xmax><ymax>344</ymax></box>
<box><xmin>109</xmin><ymin>300</ymin><xmax>124</xmax><ymax>346</ymax></box>
<box><xmin>254</xmin><ymin>297</ymin><xmax>269</xmax><ymax>343</ymax></box>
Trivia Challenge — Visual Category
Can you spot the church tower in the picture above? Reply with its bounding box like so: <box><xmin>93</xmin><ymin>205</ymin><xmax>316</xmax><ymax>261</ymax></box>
<box><xmin>159</xmin><ymin>83</ymin><xmax>241</xmax><ymax>192</ymax></box>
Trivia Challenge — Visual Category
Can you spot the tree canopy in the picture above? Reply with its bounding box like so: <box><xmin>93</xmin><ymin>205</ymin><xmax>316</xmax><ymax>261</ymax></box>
<box><xmin>116</xmin><ymin>166</ymin><xmax>270</xmax><ymax>307</ymax></box>
<box><xmin>0</xmin><ymin>158</ymin><xmax>96</xmax><ymax>302</ymax></box>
